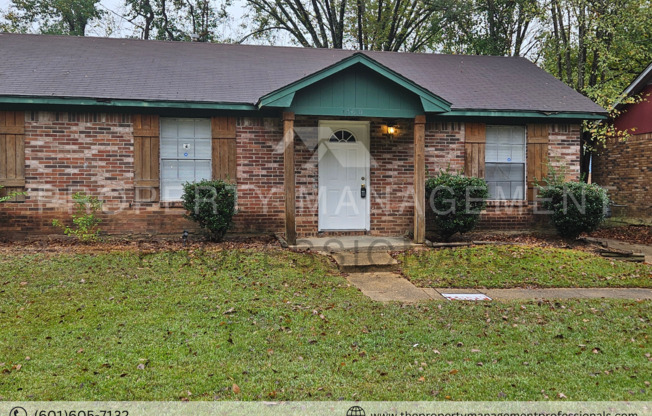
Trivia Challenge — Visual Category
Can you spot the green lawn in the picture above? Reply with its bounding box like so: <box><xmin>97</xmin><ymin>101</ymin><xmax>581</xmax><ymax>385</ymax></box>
<box><xmin>0</xmin><ymin>248</ymin><xmax>650</xmax><ymax>401</ymax></box>
<box><xmin>401</xmin><ymin>245</ymin><xmax>652</xmax><ymax>289</ymax></box>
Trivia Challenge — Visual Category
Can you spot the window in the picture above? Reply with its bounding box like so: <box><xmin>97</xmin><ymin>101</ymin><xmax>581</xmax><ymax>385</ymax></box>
<box><xmin>485</xmin><ymin>125</ymin><xmax>526</xmax><ymax>200</ymax></box>
<box><xmin>329</xmin><ymin>129</ymin><xmax>357</xmax><ymax>143</ymax></box>
<box><xmin>160</xmin><ymin>118</ymin><xmax>212</xmax><ymax>201</ymax></box>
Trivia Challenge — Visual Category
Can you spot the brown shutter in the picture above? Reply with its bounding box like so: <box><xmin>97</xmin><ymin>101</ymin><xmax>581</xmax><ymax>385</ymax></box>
<box><xmin>211</xmin><ymin>116</ymin><xmax>237</xmax><ymax>182</ymax></box>
<box><xmin>133</xmin><ymin>114</ymin><xmax>160</xmax><ymax>202</ymax></box>
<box><xmin>464</xmin><ymin>122</ymin><xmax>486</xmax><ymax>177</ymax></box>
<box><xmin>0</xmin><ymin>111</ymin><xmax>26</xmax><ymax>201</ymax></box>
<box><xmin>526</xmin><ymin>124</ymin><xmax>549</xmax><ymax>201</ymax></box>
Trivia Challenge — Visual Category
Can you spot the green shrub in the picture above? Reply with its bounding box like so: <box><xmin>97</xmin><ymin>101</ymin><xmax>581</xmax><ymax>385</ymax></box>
<box><xmin>426</xmin><ymin>170</ymin><xmax>489</xmax><ymax>241</ymax></box>
<box><xmin>52</xmin><ymin>192</ymin><xmax>103</xmax><ymax>242</ymax></box>
<box><xmin>538</xmin><ymin>181</ymin><xmax>609</xmax><ymax>239</ymax></box>
<box><xmin>182</xmin><ymin>179</ymin><xmax>237</xmax><ymax>242</ymax></box>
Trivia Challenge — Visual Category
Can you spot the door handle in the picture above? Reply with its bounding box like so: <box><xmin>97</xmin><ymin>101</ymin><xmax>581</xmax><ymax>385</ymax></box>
<box><xmin>360</xmin><ymin>184</ymin><xmax>366</xmax><ymax>199</ymax></box>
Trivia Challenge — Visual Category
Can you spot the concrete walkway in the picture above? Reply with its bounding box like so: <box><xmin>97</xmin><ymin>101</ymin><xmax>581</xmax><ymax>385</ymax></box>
<box><xmin>345</xmin><ymin>273</ymin><xmax>652</xmax><ymax>302</ymax></box>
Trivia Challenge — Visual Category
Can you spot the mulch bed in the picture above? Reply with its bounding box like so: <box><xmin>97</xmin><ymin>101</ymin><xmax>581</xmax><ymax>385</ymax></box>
<box><xmin>424</xmin><ymin>231</ymin><xmax>610</xmax><ymax>256</ymax></box>
<box><xmin>0</xmin><ymin>234</ymin><xmax>281</xmax><ymax>255</ymax></box>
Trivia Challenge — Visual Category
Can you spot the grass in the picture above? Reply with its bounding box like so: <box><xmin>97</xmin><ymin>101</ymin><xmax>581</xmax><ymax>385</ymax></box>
<box><xmin>0</xmin><ymin>248</ymin><xmax>650</xmax><ymax>401</ymax></box>
<box><xmin>401</xmin><ymin>245</ymin><xmax>652</xmax><ymax>289</ymax></box>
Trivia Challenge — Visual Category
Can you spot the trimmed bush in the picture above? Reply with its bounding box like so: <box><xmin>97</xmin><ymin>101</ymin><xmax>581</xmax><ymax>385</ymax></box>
<box><xmin>538</xmin><ymin>181</ymin><xmax>608</xmax><ymax>239</ymax></box>
<box><xmin>182</xmin><ymin>179</ymin><xmax>236</xmax><ymax>242</ymax></box>
<box><xmin>426</xmin><ymin>171</ymin><xmax>489</xmax><ymax>241</ymax></box>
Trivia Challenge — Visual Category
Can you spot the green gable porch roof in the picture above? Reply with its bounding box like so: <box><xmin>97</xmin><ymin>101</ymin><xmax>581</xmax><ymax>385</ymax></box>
<box><xmin>257</xmin><ymin>53</ymin><xmax>451</xmax><ymax>117</ymax></box>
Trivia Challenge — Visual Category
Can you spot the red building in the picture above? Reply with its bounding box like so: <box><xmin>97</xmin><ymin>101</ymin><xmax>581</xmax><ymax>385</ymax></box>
<box><xmin>593</xmin><ymin>63</ymin><xmax>652</xmax><ymax>221</ymax></box>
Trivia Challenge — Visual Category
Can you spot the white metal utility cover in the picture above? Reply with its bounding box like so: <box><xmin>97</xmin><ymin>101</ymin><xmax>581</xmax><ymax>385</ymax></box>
<box><xmin>441</xmin><ymin>293</ymin><xmax>492</xmax><ymax>301</ymax></box>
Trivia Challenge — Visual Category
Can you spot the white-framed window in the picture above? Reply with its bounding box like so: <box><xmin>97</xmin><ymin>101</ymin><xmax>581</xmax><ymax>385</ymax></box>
<box><xmin>160</xmin><ymin>118</ymin><xmax>212</xmax><ymax>201</ymax></box>
<box><xmin>485</xmin><ymin>125</ymin><xmax>526</xmax><ymax>200</ymax></box>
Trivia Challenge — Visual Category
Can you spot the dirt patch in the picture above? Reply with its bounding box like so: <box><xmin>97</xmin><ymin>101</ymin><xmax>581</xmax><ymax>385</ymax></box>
<box><xmin>0</xmin><ymin>234</ymin><xmax>281</xmax><ymax>255</ymax></box>
<box><xmin>584</xmin><ymin>225</ymin><xmax>652</xmax><ymax>245</ymax></box>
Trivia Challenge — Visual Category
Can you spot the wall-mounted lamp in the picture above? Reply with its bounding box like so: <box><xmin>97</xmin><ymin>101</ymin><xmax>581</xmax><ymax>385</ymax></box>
<box><xmin>383</xmin><ymin>124</ymin><xmax>399</xmax><ymax>139</ymax></box>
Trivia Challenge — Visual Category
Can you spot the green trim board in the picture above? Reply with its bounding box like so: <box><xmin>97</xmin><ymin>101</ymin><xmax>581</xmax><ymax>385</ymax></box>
<box><xmin>0</xmin><ymin>96</ymin><xmax>257</xmax><ymax>111</ymax></box>
<box><xmin>0</xmin><ymin>97</ymin><xmax>606</xmax><ymax>121</ymax></box>
<box><xmin>257</xmin><ymin>53</ymin><xmax>451</xmax><ymax>113</ymax></box>
<box><xmin>435</xmin><ymin>110</ymin><xmax>607</xmax><ymax>120</ymax></box>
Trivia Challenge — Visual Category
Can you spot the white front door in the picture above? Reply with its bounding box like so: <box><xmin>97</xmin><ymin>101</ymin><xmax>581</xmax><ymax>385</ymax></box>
<box><xmin>318</xmin><ymin>121</ymin><xmax>370</xmax><ymax>231</ymax></box>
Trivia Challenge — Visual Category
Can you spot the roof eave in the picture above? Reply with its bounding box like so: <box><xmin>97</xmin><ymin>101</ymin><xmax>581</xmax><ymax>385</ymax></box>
<box><xmin>612</xmin><ymin>62</ymin><xmax>652</xmax><ymax>109</ymax></box>
<box><xmin>0</xmin><ymin>96</ymin><xmax>258</xmax><ymax>111</ymax></box>
<box><xmin>435</xmin><ymin>109</ymin><xmax>608</xmax><ymax>120</ymax></box>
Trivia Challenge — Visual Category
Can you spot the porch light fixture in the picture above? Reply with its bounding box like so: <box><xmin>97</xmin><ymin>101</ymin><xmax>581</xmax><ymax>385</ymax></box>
<box><xmin>383</xmin><ymin>124</ymin><xmax>398</xmax><ymax>139</ymax></box>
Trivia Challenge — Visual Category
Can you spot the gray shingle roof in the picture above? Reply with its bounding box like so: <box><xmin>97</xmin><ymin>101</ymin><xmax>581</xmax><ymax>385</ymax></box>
<box><xmin>0</xmin><ymin>33</ymin><xmax>606</xmax><ymax>114</ymax></box>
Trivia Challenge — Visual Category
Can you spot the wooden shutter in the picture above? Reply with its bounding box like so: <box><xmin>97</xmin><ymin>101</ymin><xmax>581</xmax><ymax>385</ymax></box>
<box><xmin>464</xmin><ymin>122</ymin><xmax>486</xmax><ymax>177</ymax></box>
<box><xmin>0</xmin><ymin>111</ymin><xmax>26</xmax><ymax>201</ymax></box>
<box><xmin>211</xmin><ymin>116</ymin><xmax>237</xmax><ymax>182</ymax></box>
<box><xmin>526</xmin><ymin>124</ymin><xmax>549</xmax><ymax>201</ymax></box>
<box><xmin>133</xmin><ymin>114</ymin><xmax>160</xmax><ymax>202</ymax></box>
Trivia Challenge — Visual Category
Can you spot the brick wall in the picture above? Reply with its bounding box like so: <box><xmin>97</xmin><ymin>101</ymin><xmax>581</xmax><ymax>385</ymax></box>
<box><xmin>425</xmin><ymin>122</ymin><xmax>465</xmax><ymax>174</ymax></box>
<box><xmin>0</xmin><ymin>112</ymin><xmax>583</xmax><ymax>239</ymax></box>
<box><xmin>369</xmin><ymin>119</ymin><xmax>414</xmax><ymax>236</ymax></box>
<box><xmin>592</xmin><ymin>132</ymin><xmax>652</xmax><ymax>220</ymax></box>
<box><xmin>0</xmin><ymin>111</ymin><xmax>197</xmax><ymax>237</ymax></box>
<box><xmin>549</xmin><ymin>123</ymin><xmax>581</xmax><ymax>181</ymax></box>
<box><xmin>232</xmin><ymin>117</ymin><xmax>285</xmax><ymax>234</ymax></box>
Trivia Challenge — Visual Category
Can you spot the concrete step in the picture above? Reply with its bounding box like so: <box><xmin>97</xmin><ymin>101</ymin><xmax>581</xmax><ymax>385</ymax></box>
<box><xmin>333</xmin><ymin>251</ymin><xmax>398</xmax><ymax>273</ymax></box>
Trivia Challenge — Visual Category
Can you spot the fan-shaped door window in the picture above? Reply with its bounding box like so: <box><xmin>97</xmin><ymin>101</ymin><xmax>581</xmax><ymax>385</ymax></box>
<box><xmin>329</xmin><ymin>129</ymin><xmax>357</xmax><ymax>143</ymax></box>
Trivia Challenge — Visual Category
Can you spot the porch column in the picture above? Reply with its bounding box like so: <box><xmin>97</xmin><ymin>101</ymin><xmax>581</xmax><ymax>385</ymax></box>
<box><xmin>283</xmin><ymin>112</ymin><xmax>297</xmax><ymax>245</ymax></box>
<box><xmin>413</xmin><ymin>115</ymin><xmax>426</xmax><ymax>244</ymax></box>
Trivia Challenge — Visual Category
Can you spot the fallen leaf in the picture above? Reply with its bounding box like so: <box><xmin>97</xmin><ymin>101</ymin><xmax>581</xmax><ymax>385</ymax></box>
<box><xmin>558</xmin><ymin>393</ymin><xmax>567</xmax><ymax>399</ymax></box>
<box><xmin>418</xmin><ymin>376</ymin><xmax>425</xmax><ymax>382</ymax></box>
<box><xmin>77</xmin><ymin>348</ymin><xmax>84</xmax><ymax>354</ymax></box>
<box><xmin>449</xmin><ymin>369</ymin><xmax>458</xmax><ymax>375</ymax></box>
<box><xmin>137</xmin><ymin>364</ymin><xmax>145</xmax><ymax>370</ymax></box>
<box><xmin>232</xmin><ymin>384</ymin><xmax>241</xmax><ymax>394</ymax></box>
<box><xmin>433</xmin><ymin>349</ymin><xmax>441</xmax><ymax>354</ymax></box>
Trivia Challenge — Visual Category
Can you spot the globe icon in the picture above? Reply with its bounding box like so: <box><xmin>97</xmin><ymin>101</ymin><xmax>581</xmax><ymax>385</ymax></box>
<box><xmin>347</xmin><ymin>406</ymin><xmax>366</xmax><ymax>416</ymax></box>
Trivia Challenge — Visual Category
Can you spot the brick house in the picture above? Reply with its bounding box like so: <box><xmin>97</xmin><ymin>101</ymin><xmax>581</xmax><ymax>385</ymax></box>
<box><xmin>592</xmin><ymin>62</ymin><xmax>652</xmax><ymax>222</ymax></box>
<box><xmin>0</xmin><ymin>33</ymin><xmax>606</xmax><ymax>243</ymax></box>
